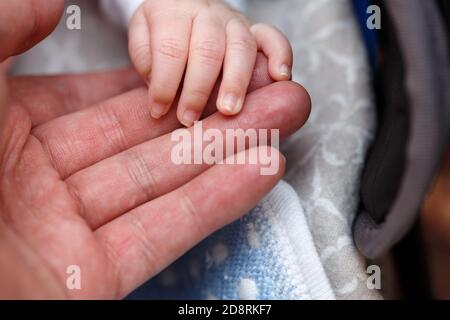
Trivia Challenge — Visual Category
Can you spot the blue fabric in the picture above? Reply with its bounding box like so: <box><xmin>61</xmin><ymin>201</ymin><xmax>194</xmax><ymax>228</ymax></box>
<box><xmin>352</xmin><ymin>0</ymin><xmax>379</xmax><ymax>71</ymax></box>
<box><xmin>126</xmin><ymin>182</ymin><xmax>333</xmax><ymax>300</ymax></box>
<box><xmin>128</xmin><ymin>205</ymin><xmax>299</xmax><ymax>299</ymax></box>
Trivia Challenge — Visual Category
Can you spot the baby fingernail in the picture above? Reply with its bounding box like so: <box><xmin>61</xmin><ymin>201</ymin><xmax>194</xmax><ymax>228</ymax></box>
<box><xmin>279</xmin><ymin>64</ymin><xmax>291</xmax><ymax>78</ymax></box>
<box><xmin>150</xmin><ymin>103</ymin><xmax>166</xmax><ymax>119</ymax></box>
<box><xmin>181</xmin><ymin>109</ymin><xmax>199</xmax><ymax>127</ymax></box>
<box><xmin>221</xmin><ymin>93</ymin><xmax>242</xmax><ymax>115</ymax></box>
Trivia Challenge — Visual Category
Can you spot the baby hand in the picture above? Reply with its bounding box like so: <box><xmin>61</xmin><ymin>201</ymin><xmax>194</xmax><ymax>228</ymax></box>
<box><xmin>128</xmin><ymin>0</ymin><xmax>293</xmax><ymax>126</ymax></box>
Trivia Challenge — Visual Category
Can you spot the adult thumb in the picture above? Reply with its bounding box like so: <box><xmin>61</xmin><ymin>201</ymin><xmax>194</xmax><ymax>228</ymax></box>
<box><xmin>0</xmin><ymin>0</ymin><xmax>65</xmax><ymax>62</ymax></box>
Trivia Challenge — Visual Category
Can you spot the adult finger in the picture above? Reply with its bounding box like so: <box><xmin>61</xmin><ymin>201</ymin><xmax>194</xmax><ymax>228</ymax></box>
<box><xmin>32</xmin><ymin>54</ymin><xmax>275</xmax><ymax>178</ymax></box>
<box><xmin>95</xmin><ymin>147</ymin><xmax>285</xmax><ymax>298</ymax></box>
<box><xmin>0</xmin><ymin>0</ymin><xmax>64</xmax><ymax>62</ymax></box>
<box><xmin>9</xmin><ymin>69</ymin><xmax>143</xmax><ymax>126</ymax></box>
<box><xmin>66</xmin><ymin>81</ymin><xmax>311</xmax><ymax>229</ymax></box>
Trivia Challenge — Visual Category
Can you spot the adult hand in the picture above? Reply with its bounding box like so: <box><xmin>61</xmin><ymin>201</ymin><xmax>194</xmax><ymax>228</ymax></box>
<box><xmin>0</xmin><ymin>0</ymin><xmax>311</xmax><ymax>299</ymax></box>
<box><xmin>0</xmin><ymin>59</ymin><xmax>310</xmax><ymax>298</ymax></box>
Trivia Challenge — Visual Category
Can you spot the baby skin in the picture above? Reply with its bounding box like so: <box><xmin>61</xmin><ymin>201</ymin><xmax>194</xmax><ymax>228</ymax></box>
<box><xmin>128</xmin><ymin>0</ymin><xmax>293</xmax><ymax>126</ymax></box>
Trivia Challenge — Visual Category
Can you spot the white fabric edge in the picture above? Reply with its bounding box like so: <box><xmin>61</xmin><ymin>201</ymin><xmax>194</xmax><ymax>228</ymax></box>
<box><xmin>263</xmin><ymin>181</ymin><xmax>336</xmax><ymax>300</ymax></box>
